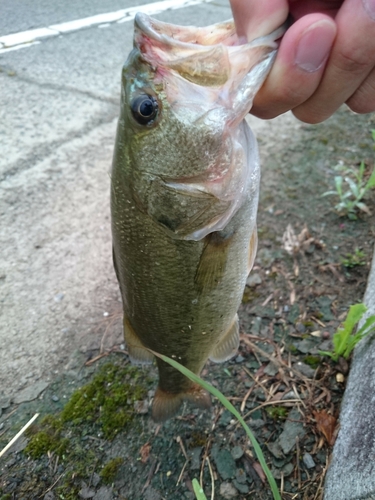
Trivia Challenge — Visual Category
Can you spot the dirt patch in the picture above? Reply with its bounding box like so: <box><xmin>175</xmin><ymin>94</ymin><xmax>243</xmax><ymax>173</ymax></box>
<box><xmin>1</xmin><ymin>107</ymin><xmax>374</xmax><ymax>499</ymax></box>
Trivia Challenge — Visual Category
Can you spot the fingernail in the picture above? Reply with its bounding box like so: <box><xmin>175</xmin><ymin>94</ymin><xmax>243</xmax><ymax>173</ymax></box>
<box><xmin>295</xmin><ymin>21</ymin><xmax>336</xmax><ymax>73</ymax></box>
<box><xmin>363</xmin><ymin>0</ymin><xmax>375</xmax><ymax>20</ymax></box>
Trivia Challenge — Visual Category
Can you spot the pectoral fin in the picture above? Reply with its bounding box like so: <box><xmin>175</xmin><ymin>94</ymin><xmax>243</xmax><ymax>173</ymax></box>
<box><xmin>194</xmin><ymin>230</ymin><xmax>234</xmax><ymax>292</ymax></box>
<box><xmin>124</xmin><ymin>316</ymin><xmax>154</xmax><ymax>364</ymax></box>
<box><xmin>209</xmin><ymin>315</ymin><xmax>239</xmax><ymax>363</ymax></box>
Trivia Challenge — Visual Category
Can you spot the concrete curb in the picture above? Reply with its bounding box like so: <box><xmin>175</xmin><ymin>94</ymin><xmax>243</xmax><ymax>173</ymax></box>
<box><xmin>324</xmin><ymin>245</ymin><xmax>375</xmax><ymax>500</ymax></box>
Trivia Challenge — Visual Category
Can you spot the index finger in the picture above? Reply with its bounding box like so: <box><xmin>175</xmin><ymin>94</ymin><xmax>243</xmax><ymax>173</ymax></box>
<box><xmin>229</xmin><ymin>0</ymin><xmax>289</xmax><ymax>41</ymax></box>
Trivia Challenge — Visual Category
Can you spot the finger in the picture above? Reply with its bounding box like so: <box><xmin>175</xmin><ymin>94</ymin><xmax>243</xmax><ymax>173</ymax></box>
<box><xmin>293</xmin><ymin>0</ymin><xmax>375</xmax><ymax>123</ymax></box>
<box><xmin>346</xmin><ymin>66</ymin><xmax>375</xmax><ymax>113</ymax></box>
<box><xmin>251</xmin><ymin>14</ymin><xmax>337</xmax><ymax>119</ymax></box>
<box><xmin>229</xmin><ymin>0</ymin><xmax>288</xmax><ymax>41</ymax></box>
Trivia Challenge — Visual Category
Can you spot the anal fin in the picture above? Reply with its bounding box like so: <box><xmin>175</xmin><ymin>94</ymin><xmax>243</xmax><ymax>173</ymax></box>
<box><xmin>152</xmin><ymin>384</ymin><xmax>211</xmax><ymax>422</ymax></box>
<box><xmin>124</xmin><ymin>316</ymin><xmax>154</xmax><ymax>365</ymax></box>
<box><xmin>209</xmin><ymin>315</ymin><xmax>239</xmax><ymax>363</ymax></box>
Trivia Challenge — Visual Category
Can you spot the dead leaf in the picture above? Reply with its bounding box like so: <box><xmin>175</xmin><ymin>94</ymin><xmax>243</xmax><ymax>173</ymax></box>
<box><xmin>140</xmin><ymin>442</ymin><xmax>151</xmax><ymax>464</ymax></box>
<box><xmin>283</xmin><ymin>224</ymin><xmax>300</xmax><ymax>256</ymax></box>
<box><xmin>252</xmin><ymin>461</ymin><xmax>266</xmax><ymax>483</ymax></box>
<box><xmin>282</xmin><ymin>224</ymin><xmax>314</xmax><ymax>256</ymax></box>
<box><xmin>313</xmin><ymin>410</ymin><xmax>337</xmax><ymax>446</ymax></box>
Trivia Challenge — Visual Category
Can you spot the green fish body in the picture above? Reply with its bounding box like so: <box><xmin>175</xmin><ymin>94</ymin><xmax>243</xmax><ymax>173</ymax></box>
<box><xmin>111</xmin><ymin>14</ymin><xmax>283</xmax><ymax>421</ymax></box>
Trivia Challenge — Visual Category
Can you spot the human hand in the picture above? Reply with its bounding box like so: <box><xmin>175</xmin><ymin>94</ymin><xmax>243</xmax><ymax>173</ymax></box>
<box><xmin>230</xmin><ymin>0</ymin><xmax>375</xmax><ymax>123</ymax></box>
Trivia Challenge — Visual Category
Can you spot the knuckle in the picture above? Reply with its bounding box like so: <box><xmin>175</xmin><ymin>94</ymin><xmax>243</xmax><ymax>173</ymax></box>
<box><xmin>346</xmin><ymin>85</ymin><xmax>375</xmax><ymax>114</ymax></box>
<box><xmin>334</xmin><ymin>46</ymin><xmax>371</xmax><ymax>75</ymax></box>
<box><xmin>292</xmin><ymin>110</ymin><xmax>325</xmax><ymax>124</ymax></box>
<box><xmin>253</xmin><ymin>83</ymin><xmax>310</xmax><ymax>119</ymax></box>
<box><xmin>277</xmin><ymin>82</ymin><xmax>310</xmax><ymax>107</ymax></box>
<box><xmin>346</xmin><ymin>71</ymin><xmax>375</xmax><ymax>113</ymax></box>
<box><xmin>292</xmin><ymin>103</ymin><xmax>334</xmax><ymax>124</ymax></box>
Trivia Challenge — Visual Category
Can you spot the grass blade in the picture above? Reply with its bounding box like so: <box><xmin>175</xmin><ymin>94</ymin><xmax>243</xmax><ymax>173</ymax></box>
<box><xmin>365</xmin><ymin>168</ymin><xmax>375</xmax><ymax>189</ymax></box>
<box><xmin>192</xmin><ymin>478</ymin><xmax>208</xmax><ymax>500</ymax></box>
<box><xmin>355</xmin><ymin>314</ymin><xmax>375</xmax><ymax>338</ymax></box>
<box><xmin>151</xmin><ymin>350</ymin><xmax>281</xmax><ymax>500</ymax></box>
<box><xmin>333</xmin><ymin>303</ymin><xmax>367</xmax><ymax>357</ymax></box>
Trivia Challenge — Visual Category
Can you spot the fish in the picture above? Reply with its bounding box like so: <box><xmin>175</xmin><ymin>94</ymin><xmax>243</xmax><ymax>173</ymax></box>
<box><xmin>111</xmin><ymin>13</ymin><xmax>285</xmax><ymax>422</ymax></box>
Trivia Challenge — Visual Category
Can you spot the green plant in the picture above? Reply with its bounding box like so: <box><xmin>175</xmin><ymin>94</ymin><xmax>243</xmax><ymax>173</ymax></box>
<box><xmin>319</xmin><ymin>303</ymin><xmax>375</xmax><ymax>361</ymax></box>
<box><xmin>193</xmin><ymin>478</ymin><xmax>208</xmax><ymax>500</ymax></box>
<box><xmin>152</xmin><ymin>351</ymin><xmax>281</xmax><ymax>500</ymax></box>
<box><xmin>340</xmin><ymin>248</ymin><xmax>366</xmax><ymax>268</ymax></box>
<box><xmin>323</xmin><ymin>135</ymin><xmax>375</xmax><ymax>219</ymax></box>
<box><xmin>100</xmin><ymin>458</ymin><xmax>124</xmax><ymax>484</ymax></box>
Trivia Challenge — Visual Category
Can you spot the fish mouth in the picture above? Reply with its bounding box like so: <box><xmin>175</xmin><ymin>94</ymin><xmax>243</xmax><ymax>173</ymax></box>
<box><xmin>134</xmin><ymin>13</ymin><xmax>287</xmax><ymax>89</ymax></box>
<box><xmin>134</xmin><ymin>13</ymin><xmax>286</xmax><ymax>49</ymax></box>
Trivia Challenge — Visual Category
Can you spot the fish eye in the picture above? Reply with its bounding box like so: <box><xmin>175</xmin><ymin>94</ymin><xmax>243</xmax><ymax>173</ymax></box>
<box><xmin>131</xmin><ymin>94</ymin><xmax>159</xmax><ymax>125</ymax></box>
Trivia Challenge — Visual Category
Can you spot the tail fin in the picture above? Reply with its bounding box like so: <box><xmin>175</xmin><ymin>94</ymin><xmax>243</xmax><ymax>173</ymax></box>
<box><xmin>152</xmin><ymin>384</ymin><xmax>211</xmax><ymax>422</ymax></box>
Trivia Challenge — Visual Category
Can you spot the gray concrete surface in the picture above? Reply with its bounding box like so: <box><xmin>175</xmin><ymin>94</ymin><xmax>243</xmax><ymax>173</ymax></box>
<box><xmin>0</xmin><ymin>0</ymin><xmax>155</xmax><ymax>36</ymax></box>
<box><xmin>324</xmin><ymin>246</ymin><xmax>375</xmax><ymax>500</ymax></box>
<box><xmin>0</xmin><ymin>0</ymin><xmax>235</xmax><ymax>398</ymax></box>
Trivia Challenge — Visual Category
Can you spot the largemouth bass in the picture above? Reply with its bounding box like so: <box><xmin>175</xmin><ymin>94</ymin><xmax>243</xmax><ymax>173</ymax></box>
<box><xmin>111</xmin><ymin>13</ymin><xmax>284</xmax><ymax>422</ymax></box>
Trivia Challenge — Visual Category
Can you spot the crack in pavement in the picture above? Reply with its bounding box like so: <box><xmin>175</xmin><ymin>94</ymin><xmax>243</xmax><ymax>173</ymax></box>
<box><xmin>0</xmin><ymin>66</ymin><xmax>120</xmax><ymax>105</ymax></box>
<box><xmin>1</xmin><ymin>108</ymin><xmax>118</xmax><ymax>182</ymax></box>
<box><xmin>0</xmin><ymin>68</ymin><xmax>119</xmax><ymax>182</ymax></box>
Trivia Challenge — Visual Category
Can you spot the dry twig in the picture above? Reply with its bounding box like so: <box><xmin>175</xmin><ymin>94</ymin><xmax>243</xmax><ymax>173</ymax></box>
<box><xmin>0</xmin><ymin>413</ymin><xmax>39</xmax><ymax>458</ymax></box>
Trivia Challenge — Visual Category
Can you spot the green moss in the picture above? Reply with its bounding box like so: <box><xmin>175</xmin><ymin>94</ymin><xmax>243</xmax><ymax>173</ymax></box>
<box><xmin>24</xmin><ymin>412</ymin><xmax>69</xmax><ymax>459</ymax></box>
<box><xmin>286</xmin><ymin>344</ymin><xmax>298</xmax><ymax>354</ymax></box>
<box><xmin>24</xmin><ymin>430</ymin><xmax>68</xmax><ymax>459</ymax></box>
<box><xmin>19</xmin><ymin>362</ymin><xmax>149</xmax><ymax>498</ymax></box>
<box><xmin>242</xmin><ymin>288</ymin><xmax>259</xmax><ymax>303</ymax></box>
<box><xmin>303</xmin><ymin>320</ymin><xmax>315</xmax><ymax>328</ymax></box>
<box><xmin>189</xmin><ymin>431</ymin><xmax>207</xmax><ymax>448</ymax></box>
<box><xmin>100</xmin><ymin>458</ymin><xmax>124</xmax><ymax>484</ymax></box>
<box><xmin>60</xmin><ymin>363</ymin><xmax>147</xmax><ymax>439</ymax></box>
<box><xmin>265</xmin><ymin>407</ymin><xmax>288</xmax><ymax>420</ymax></box>
<box><xmin>40</xmin><ymin>414</ymin><xmax>63</xmax><ymax>432</ymax></box>
<box><xmin>304</xmin><ymin>355</ymin><xmax>322</xmax><ymax>369</ymax></box>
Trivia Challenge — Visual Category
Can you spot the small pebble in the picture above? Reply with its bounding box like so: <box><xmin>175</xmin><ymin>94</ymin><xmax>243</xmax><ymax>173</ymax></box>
<box><xmin>51</xmin><ymin>395</ymin><xmax>59</xmax><ymax>402</ymax></box>
<box><xmin>336</xmin><ymin>373</ymin><xmax>345</xmax><ymax>383</ymax></box>
<box><xmin>219</xmin><ymin>482</ymin><xmax>238</xmax><ymax>499</ymax></box>
<box><xmin>235</xmin><ymin>468</ymin><xmax>247</xmax><ymax>484</ymax></box>
<box><xmin>293</xmin><ymin>361</ymin><xmax>315</xmax><ymax>378</ymax></box>
<box><xmin>303</xmin><ymin>453</ymin><xmax>316</xmax><ymax>469</ymax></box>
<box><xmin>264</xmin><ymin>362</ymin><xmax>279</xmax><ymax>377</ymax></box>
<box><xmin>231</xmin><ymin>446</ymin><xmax>244</xmax><ymax>460</ymax></box>
<box><xmin>233</xmin><ymin>479</ymin><xmax>249</xmax><ymax>494</ymax></box>
<box><xmin>91</xmin><ymin>473</ymin><xmax>101</xmax><ymax>487</ymax></box>
<box><xmin>296</xmin><ymin>323</ymin><xmax>306</xmax><ymax>333</ymax></box>
<box><xmin>246</xmin><ymin>272</ymin><xmax>262</xmax><ymax>287</ymax></box>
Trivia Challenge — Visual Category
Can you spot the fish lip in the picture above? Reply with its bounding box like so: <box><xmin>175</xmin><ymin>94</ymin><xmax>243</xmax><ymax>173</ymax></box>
<box><xmin>134</xmin><ymin>13</ymin><xmax>235</xmax><ymax>50</ymax></box>
<box><xmin>134</xmin><ymin>12</ymin><xmax>287</xmax><ymax>51</ymax></box>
